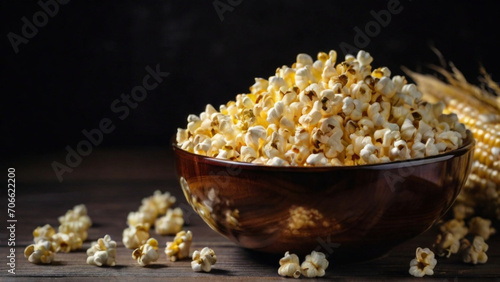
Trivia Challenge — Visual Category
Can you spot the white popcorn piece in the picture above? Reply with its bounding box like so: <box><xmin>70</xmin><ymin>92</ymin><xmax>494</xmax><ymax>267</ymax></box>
<box><xmin>155</xmin><ymin>207</ymin><xmax>184</xmax><ymax>235</ymax></box>
<box><xmin>409</xmin><ymin>247</ymin><xmax>437</xmax><ymax>277</ymax></box>
<box><xmin>278</xmin><ymin>251</ymin><xmax>301</xmax><ymax>278</ymax></box>
<box><xmin>144</xmin><ymin>190</ymin><xmax>177</xmax><ymax>216</ymax></box>
<box><xmin>58</xmin><ymin>204</ymin><xmax>92</xmax><ymax>230</ymax></box>
<box><xmin>191</xmin><ymin>247</ymin><xmax>217</xmax><ymax>272</ymax></box>
<box><xmin>24</xmin><ymin>240</ymin><xmax>55</xmax><ymax>264</ymax></box>
<box><xmin>122</xmin><ymin>224</ymin><xmax>150</xmax><ymax>249</ymax></box>
<box><xmin>132</xmin><ymin>238</ymin><xmax>160</xmax><ymax>266</ymax></box>
<box><xmin>300</xmin><ymin>251</ymin><xmax>329</xmax><ymax>278</ymax></box>
<box><xmin>165</xmin><ymin>230</ymin><xmax>193</xmax><ymax>261</ymax></box>
<box><xmin>86</xmin><ymin>234</ymin><xmax>117</xmax><ymax>267</ymax></box>
<box><xmin>461</xmin><ymin>236</ymin><xmax>489</xmax><ymax>264</ymax></box>
<box><xmin>468</xmin><ymin>217</ymin><xmax>496</xmax><ymax>240</ymax></box>
<box><xmin>356</xmin><ymin>50</ymin><xmax>373</xmax><ymax>66</ymax></box>
<box><xmin>296</xmin><ymin>53</ymin><xmax>314</xmax><ymax>68</ymax></box>
<box><xmin>127</xmin><ymin>211</ymin><xmax>154</xmax><ymax>231</ymax></box>
<box><xmin>33</xmin><ymin>224</ymin><xmax>56</xmax><ymax>244</ymax></box>
<box><xmin>52</xmin><ymin>232</ymin><xmax>83</xmax><ymax>253</ymax></box>
<box><xmin>306</xmin><ymin>152</ymin><xmax>329</xmax><ymax>166</ymax></box>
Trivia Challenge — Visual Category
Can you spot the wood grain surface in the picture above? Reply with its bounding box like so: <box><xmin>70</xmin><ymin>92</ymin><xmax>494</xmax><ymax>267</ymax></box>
<box><xmin>1</xmin><ymin>149</ymin><xmax>499</xmax><ymax>281</ymax></box>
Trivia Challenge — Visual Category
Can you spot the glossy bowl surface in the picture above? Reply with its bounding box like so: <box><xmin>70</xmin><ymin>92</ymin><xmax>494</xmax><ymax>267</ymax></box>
<box><xmin>173</xmin><ymin>131</ymin><xmax>474</xmax><ymax>262</ymax></box>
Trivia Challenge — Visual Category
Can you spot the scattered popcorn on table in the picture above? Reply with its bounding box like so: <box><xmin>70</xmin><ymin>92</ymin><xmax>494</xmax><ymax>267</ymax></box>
<box><xmin>452</xmin><ymin>203</ymin><xmax>474</xmax><ymax>221</ymax></box>
<box><xmin>165</xmin><ymin>230</ymin><xmax>193</xmax><ymax>261</ymax></box>
<box><xmin>24</xmin><ymin>240</ymin><xmax>55</xmax><ymax>264</ymax></box>
<box><xmin>461</xmin><ymin>236</ymin><xmax>489</xmax><ymax>264</ymax></box>
<box><xmin>122</xmin><ymin>224</ymin><xmax>150</xmax><ymax>249</ymax></box>
<box><xmin>86</xmin><ymin>234</ymin><xmax>117</xmax><ymax>267</ymax></box>
<box><xmin>132</xmin><ymin>238</ymin><xmax>160</xmax><ymax>266</ymax></box>
<box><xmin>409</xmin><ymin>247</ymin><xmax>437</xmax><ymax>277</ymax></box>
<box><xmin>278</xmin><ymin>251</ymin><xmax>301</xmax><ymax>278</ymax></box>
<box><xmin>33</xmin><ymin>224</ymin><xmax>56</xmax><ymax>243</ymax></box>
<box><xmin>58</xmin><ymin>204</ymin><xmax>92</xmax><ymax>230</ymax></box>
<box><xmin>176</xmin><ymin>50</ymin><xmax>467</xmax><ymax>166</ymax></box>
<box><xmin>433</xmin><ymin>232</ymin><xmax>460</xmax><ymax>258</ymax></box>
<box><xmin>52</xmin><ymin>232</ymin><xmax>82</xmax><ymax>252</ymax></box>
<box><xmin>300</xmin><ymin>251</ymin><xmax>329</xmax><ymax>278</ymax></box>
<box><xmin>191</xmin><ymin>247</ymin><xmax>217</xmax><ymax>272</ymax></box>
<box><xmin>155</xmin><ymin>207</ymin><xmax>184</xmax><ymax>235</ymax></box>
<box><xmin>468</xmin><ymin>216</ymin><xmax>496</xmax><ymax>240</ymax></box>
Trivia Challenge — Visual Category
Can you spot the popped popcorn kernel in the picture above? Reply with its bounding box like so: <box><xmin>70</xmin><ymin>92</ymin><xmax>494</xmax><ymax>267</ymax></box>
<box><xmin>86</xmin><ymin>234</ymin><xmax>117</xmax><ymax>267</ymax></box>
<box><xmin>59</xmin><ymin>221</ymin><xmax>88</xmax><ymax>242</ymax></box>
<box><xmin>33</xmin><ymin>224</ymin><xmax>56</xmax><ymax>244</ymax></box>
<box><xmin>127</xmin><ymin>211</ymin><xmax>154</xmax><ymax>231</ymax></box>
<box><xmin>176</xmin><ymin>50</ymin><xmax>466</xmax><ymax>167</ymax></box>
<box><xmin>461</xmin><ymin>236</ymin><xmax>489</xmax><ymax>264</ymax></box>
<box><xmin>58</xmin><ymin>204</ymin><xmax>92</xmax><ymax>230</ymax></box>
<box><xmin>409</xmin><ymin>247</ymin><xmax>437</xmax><ymax>277</ymax></box>
<box><xmin>439</xmin><ymin>219</ymin><xmax>468</xmax><ymax>240</ymax></box>
<box><xmin>165</xmin><ymin>230</ymin><xmax>192</xmax><ymax>261</ymax></box>
<box><xmin>433</xmin><ymin>232</ymin><xmax>460</xmax><ymax>258</ymax></box>
<box><xmin>52</xmin><ymin>232</ymin><xmax>83</xmax><ymax>252</ymax></box>
<box><xmin>278</xmin><ymin>251</ymin><xmax>301</xmax><ymax>278</ymax></box>
<box><xmin>300</xmin><ymin>251</ymin><xmax>329</xmax><ymax>278</ymax></box>
<box><xmin>142</xmin><ymin>190</ymin><xmax>176</xmax><ymax>216</ymax></box>
<box><xmin>468</xmin><ymin>216</ymin><xmax>496</xmax><ymax>240</ymax></box>
<box><xmin>155</xmin><ymin>207</ymin><xmax>184</xmax><ymax>235</ymax></box>
<box><xmin>122</xmin><ymin>224</ymin><xmax>150</xmax><ymax>249</ymax></box>
<box><xmin>132</xmin><ymin>238</ymin><xmax>160</xmax><ymax>266</ymax></box>
<box><xmin>191</xmin><ymin>247</ymin><xmax>217</xmax><ymax>272</ymax></box>
<box><xmin>24</xmin><ymin>240</ymin><xmax>55</xmax><ymax>264</ymax></box>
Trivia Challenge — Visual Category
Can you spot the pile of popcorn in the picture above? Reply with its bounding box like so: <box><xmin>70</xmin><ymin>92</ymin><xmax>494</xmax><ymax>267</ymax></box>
<box><xmin>176</xmin><ymin>50</ymin><xmax>467</xmax><ymax>166</ymax></box>
<box><xmin>25</xmin><ymin>204</ymin><xmax>92</xmax><ymax>264</ymax></box>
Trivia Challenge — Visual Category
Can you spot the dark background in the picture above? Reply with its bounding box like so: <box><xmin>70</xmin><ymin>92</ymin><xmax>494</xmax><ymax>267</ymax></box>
<box><xmin>2</xmin><ymin>0</ymin><xmax>500</xmax><ymax>160</ymax></box>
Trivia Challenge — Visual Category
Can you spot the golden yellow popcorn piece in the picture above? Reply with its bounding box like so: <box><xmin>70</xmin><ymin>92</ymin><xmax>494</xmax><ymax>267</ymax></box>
<box><xmin>127</xmin><ymin>211</ymin><xmax>154</xmax><ymax>231</ymax></box>
<box><xmin>433</xmin><ymin>232</ymin><xmax>460</xmax><ymax>258</ymax></box>
<box><xmin>33</xmin><ymin>224</ymin><xmax>56</xmax><ymax>244</ymax></box>
<box><xmin>461</xmin><ymin>236</ymin><xmax>489</xmax><ymax>264</ymax></box>
<box><xmin>409</xmin><ymin>247</ymin><xmax>437</xmax><ymax>277</ymax></box>
<box><xmin>24</xmin><ymin>240</ymin><xmax>55</xmax><ymax>264</ymax></box>
<box><xmin>165</xmin><ymin>230</ymin><xmax>192</xmax><ymax>261</ymax></box>
<box><xmin>278</xmin><ymin>251</ymin><xmax>301</xmax><ymax>278</ymax></box>
<box><xmin>58</xmin><ymin>221</ymin><xmax>88</xmax><ymax>242</ymax></box>
<box><xmin>122</xmin><ymin>224</ymin><xmax>150</xmax><ymax>249</ymax></box>
<box><xmin>439</xmin><ymin>219</ymin><xmax>468</xmax><ymax>240</ymax></box>
<box><xmin>86</xmin><ymin>234</ymin><xmax>117</xmax><ymax>267</ymax></box>
<box><xmin>300</xmin><ymin>251</ymin><xmax>329</xmax><ymax>278</ymax></box>
<box><xmin>132</xmin><ymin>238</ymin><xmax>160</xmax><ymax>266</ymax></box>
<box><xmin>177</xmin><ymin>50</ymin><xmax>466</xmax><ymax>167</ymax></box>
<box><xmin>191</xmin><ymin>247</ymin><xmax>217</xmax><ymax>272</ymax></box>
<box><xmin>155</xmin><ymin>207</ymin><xmax>184</xmax><ymax>235</ymax></box>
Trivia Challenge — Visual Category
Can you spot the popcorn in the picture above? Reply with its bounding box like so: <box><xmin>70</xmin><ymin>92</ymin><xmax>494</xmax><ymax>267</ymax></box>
<box><xmin>439</xmin><ymin>219</ymin><xmax>469</xmax><ymax>240</ymax></box>
<box><xmin>127</xmin><ymin>211</ymin><xmax>154</xmax><ymax>231</ymax></box>
<box><xmin>142</xmin><ymin>190</ymin><xmax>176</xmax><ymax>216</ymax></box>
<box><xmin>433</xmin><ymin>232</ymin><xmax>460</xmax><ymax>258</ymax></box>
<box><xmin>409</xmin><ymin>247</ymin><xmax>437</xmax><ymax>277</ymax></box>
<box><xmin>52</xmin><ymin>232</ymin><xmax>82</xmax><ymax>252</ymax></box>
<box><xmin>86</xmin><ymin>234</ymin><xmax>117</xmax><ymax>267</ymax></box>
<box><xmin>278</xmin><ymin>251</ymin><xmax>301</xmax><ymax>278</ymax></box>
<box><xmin>165</xmin><ymin>230</ymin><xmax>192</xmax><ymax>261</ymax></box>
<box><xmin>461</xmin><ymin>236</ymin><xmax>489</xmax><ymax>264</ymax></box>
<box><xmin>177</xmin><ymin>50</ymin><xmax>467</xmax><ymax>167</ymax></box>
<box><xmin>468</xmin><ymin>216</ymin><xmax>496</xmax><ymax>240</ymax></box>
<box><xmin>58</xmin><ymin>204</ymin><xmax>92</xmax><ymax>230</ymax></box>
<box><xmin>24</xmin><ymin>240</ymin><xmax>55</xmax><ymax>264</ymax></box>
<box><xmin>300</xmin><ymin>251</ymin><xmax>329</xmax><ymax>278</ymax></box>
<box><xmin>132</xmin><ymin>238</ymin><xmax>160</xmax><ymax>266</ymax></box>
<box><xmin>59</xmin><ymin>221</ymin><xmax>88</xmax><ymax>242</ymax></box>
<box><xmin>191</xmin><ymin>247</ymin><xmax>217</xmax><ymax>272</ymax></box>
<box><xmin>122</xmin><ymin>224</ymin><xmax>150</xmax><ymax>249</ymax></box>
<box><xmin>155</xmin><ymin>207</ymin><xmax>184</xmax><ymax>235</ymax></box>
<box><xmin>33</xmin><ymin>224</ymin><xmax>56</xmax><ymax>244</ymax></box>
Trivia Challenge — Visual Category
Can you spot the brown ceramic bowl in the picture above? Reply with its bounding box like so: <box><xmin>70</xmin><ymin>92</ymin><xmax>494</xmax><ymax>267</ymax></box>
<box><xmin>173</xmin><ymin>131</ymin><xmax>474</xmax><ymax>262</ymax></box>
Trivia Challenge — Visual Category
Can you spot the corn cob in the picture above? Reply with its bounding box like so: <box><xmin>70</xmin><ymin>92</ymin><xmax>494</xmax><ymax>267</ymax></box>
<box><xmin>405</xmin><ymin>64</ymin><xmax>500</xmax><ymax>221</ymax></box>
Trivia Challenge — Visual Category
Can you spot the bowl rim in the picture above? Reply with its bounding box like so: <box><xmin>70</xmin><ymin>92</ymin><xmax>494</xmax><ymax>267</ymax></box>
<box><xmin>172</xmin><ymin>130</ymin><xmax>475</xmax><ymax>171</ymax></box>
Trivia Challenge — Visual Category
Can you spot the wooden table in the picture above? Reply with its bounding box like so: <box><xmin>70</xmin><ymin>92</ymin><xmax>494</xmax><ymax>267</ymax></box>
<box><xmin>2</xmin><ymin>148</ymin><xmax>499</xmax><ymax>281</ymax></box>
